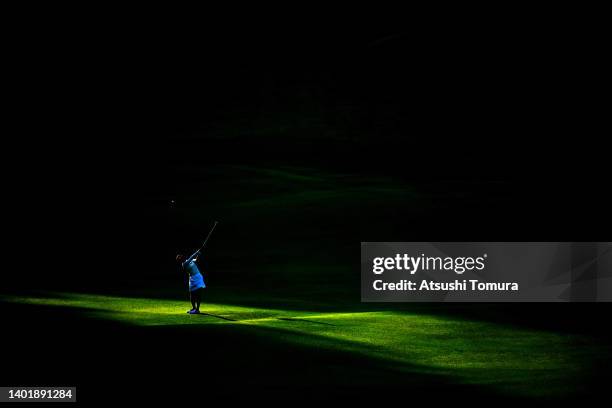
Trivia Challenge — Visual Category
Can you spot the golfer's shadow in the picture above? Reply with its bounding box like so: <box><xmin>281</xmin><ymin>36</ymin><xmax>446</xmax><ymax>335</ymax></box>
<box><xmin>197</xmin><ymin>312</ymin><xmax>237</xmax><ymax>322</ymax></box>
<box><xmin>277</xmin><ymin>317</ymin><xmax>336</xmax><ymax>326</ymax></box>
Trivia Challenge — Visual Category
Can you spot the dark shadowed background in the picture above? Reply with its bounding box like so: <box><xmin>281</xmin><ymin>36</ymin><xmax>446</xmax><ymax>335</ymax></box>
<box><xmin>2</xmin><ymin>8</ymin><xmax>610</xmax><ymax>404</ymax></box>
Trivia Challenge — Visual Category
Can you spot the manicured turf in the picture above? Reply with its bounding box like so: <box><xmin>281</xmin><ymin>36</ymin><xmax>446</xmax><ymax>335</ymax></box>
<box><xmin>1</xmin><ymin>292</ymin><xmax>600</xmax><ymax>398</ymax></box>
<box><xmin>3</xmin><ymin>166</ymin><xmax>605</xmax><ymax>401</ymax></box>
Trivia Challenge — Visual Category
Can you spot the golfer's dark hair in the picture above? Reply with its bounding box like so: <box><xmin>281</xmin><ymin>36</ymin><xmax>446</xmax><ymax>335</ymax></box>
<box><xmin>176</xmin><ymin>254</ymin><xmax>184</xmax><ymax>263</ymax></box>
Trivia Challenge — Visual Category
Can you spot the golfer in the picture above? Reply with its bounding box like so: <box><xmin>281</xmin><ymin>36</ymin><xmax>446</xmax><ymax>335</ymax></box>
<box><xmin>177</xmin><ymin>250</ymin><xmax>206</xmax><ymax>314</ymax></box>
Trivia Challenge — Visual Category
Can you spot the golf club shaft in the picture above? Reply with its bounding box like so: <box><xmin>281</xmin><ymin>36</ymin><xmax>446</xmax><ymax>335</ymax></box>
<box><xmin>198</xmin><ymin>221</ymin><xmax>218</xmax><ymax>252</ymax></box>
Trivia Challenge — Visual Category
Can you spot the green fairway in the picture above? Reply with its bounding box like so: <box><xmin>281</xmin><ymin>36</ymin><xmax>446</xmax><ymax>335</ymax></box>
<box><xmin>1</xmin><ymin>292</ymin><xmax>600</xmax><ymax>398</ymax></box>
<box><xmin>3</xmin><ymin>165</ymin><xmax>606</xmax><ymax>402</ymax></box>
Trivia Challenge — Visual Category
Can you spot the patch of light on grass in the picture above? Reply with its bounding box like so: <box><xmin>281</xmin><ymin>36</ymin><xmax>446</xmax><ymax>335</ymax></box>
<box><xmin>0</xmin><ymin>292</ymin><xmax>597</xmax><ymax>397</ymax></box>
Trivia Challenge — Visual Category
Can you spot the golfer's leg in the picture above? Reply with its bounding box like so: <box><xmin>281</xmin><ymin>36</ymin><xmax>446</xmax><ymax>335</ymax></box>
<box><xmin>195</xmin><ymin>289</ymin><xmax>202</xmax><ymax>311</ymax></box>
<box><xmin>190</xmin><ymin>291</ymin><xmax>196</xmax><ymax>310</ymax></box>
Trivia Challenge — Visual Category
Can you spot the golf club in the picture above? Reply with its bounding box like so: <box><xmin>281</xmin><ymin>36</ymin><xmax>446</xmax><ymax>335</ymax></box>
<box><xmin>197</xmin><ymin>221</ymin><xmax>219</xmax><ymax>253</ymax></box>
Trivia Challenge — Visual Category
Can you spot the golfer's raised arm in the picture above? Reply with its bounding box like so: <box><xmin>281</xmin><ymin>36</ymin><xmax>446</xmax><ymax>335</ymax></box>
<box><xmin>185</xmin><ymin>249</ymin><xmax>201</xmax><ymax>264</ymax></box>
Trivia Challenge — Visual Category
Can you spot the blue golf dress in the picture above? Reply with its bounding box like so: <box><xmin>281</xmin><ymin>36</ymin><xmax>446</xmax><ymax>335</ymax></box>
<box><xmin>183</xmin><ymin>251</ymin><xmax>206</xmax><ymax>291</ymax></box>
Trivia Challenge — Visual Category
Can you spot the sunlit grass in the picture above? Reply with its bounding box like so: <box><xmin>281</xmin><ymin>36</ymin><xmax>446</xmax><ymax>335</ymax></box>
<box><xmin>1</xmin><ymin>292</ymin><xmax>597</xmax><ymax>397</ymax></box>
